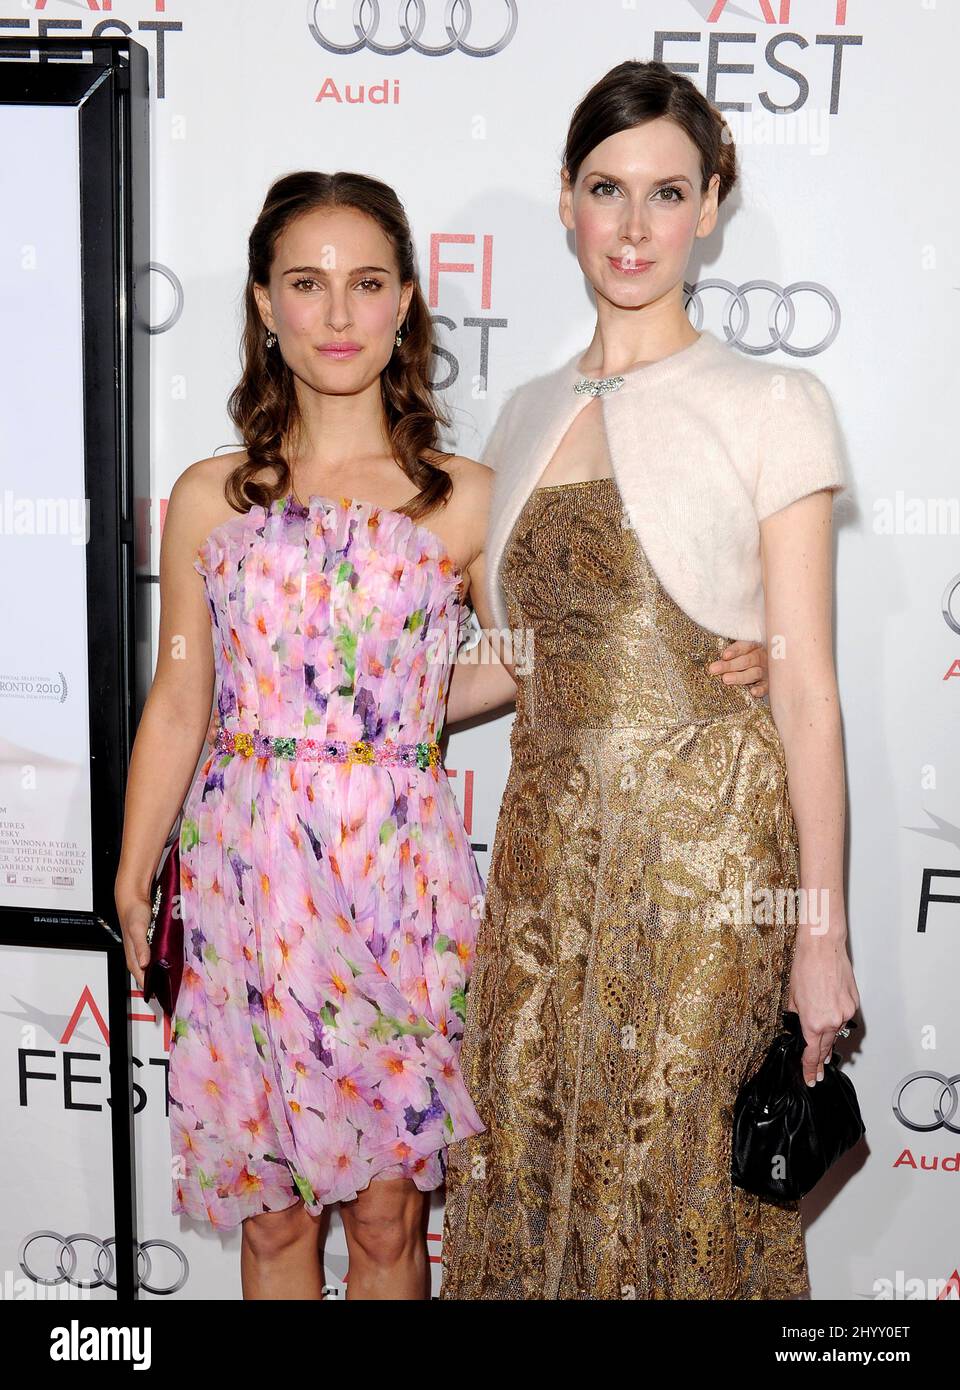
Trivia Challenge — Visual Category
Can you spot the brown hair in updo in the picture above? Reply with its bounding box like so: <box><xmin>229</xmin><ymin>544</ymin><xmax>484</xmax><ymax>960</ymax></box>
<box><xmin>562</xmin><ymin>59</ymin><xmax>738</xmax><ymax>204</ymax></box>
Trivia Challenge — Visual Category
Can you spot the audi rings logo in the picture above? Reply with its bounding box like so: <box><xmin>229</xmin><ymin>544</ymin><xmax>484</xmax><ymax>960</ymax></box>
<box><xmin>893</xmin><ymin>1072</ymin><xmax>960</xmax><ymax>1133</ymax></box>
<box><xmin>683</xmin><ymin>278</ymin><xmax>840</xmax><ymax>357</ymax></box>
<box><xmin>942</xmin><ymin>574</ymin><xmax>960</xmax><ymax>636</ymax></box>
<box><xmin>148</xmin><ymin>262</ymin><xmax>185</xmax><ymax>335</ymax></box>
<box><xmin>19</xmin><ymin>1231</ymin><xmax>189</xmax><ymax>1295</ymax></box>
<box><xmin>308</xmin><ymin>0</ymin><xmax>518</xmax><ymax>57</ymax></box>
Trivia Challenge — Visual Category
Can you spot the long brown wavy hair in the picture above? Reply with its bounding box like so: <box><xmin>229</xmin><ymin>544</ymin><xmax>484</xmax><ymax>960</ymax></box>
<box><xmin>562</xmin><ymin>59</ymin><xmax>739</xmax><ymax>204</ymax></box>
<box><xmin>224</xmin><ymin>170</ymin><xmax>454</xmax><ymax>522</ymax></box>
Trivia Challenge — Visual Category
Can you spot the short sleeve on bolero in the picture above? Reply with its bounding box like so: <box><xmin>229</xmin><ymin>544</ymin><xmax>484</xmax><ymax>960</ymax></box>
<box><xmin>753</xmin><ymin>366</ymin><xmax>848</xmax><ymax>521</ymax></box>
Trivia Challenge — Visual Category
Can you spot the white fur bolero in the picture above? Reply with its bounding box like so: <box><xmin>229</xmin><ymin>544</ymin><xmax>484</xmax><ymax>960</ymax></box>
<box><xmin>480</xmin><ymin>328</ymin><xmax>849</xmax><ymax>645</ymax></box>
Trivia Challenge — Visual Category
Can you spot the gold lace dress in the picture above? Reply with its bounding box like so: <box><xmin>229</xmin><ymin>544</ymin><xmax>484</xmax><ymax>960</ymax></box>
<box><xmin>439</xmin><ymin>476</ymin><xmax>809</xmax><ymax>1300</ymax></box>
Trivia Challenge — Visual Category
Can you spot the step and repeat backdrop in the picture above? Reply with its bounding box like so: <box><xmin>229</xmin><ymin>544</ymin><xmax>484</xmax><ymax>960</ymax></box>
<box><xmin>3</xmin><ymin>0</ymin><xmax>958</xmax><ymax>1300</ymax></box>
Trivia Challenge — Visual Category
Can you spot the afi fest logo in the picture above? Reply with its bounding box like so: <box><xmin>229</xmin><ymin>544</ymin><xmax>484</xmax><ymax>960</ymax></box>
<box><xmin>664</xmin><ymin>0</ymin><xmax>859</xmax><ymax>122</ymax></box>
<box><xmin>13</xmin><ymin>984</ymin><xmax>177</xmax><ymax>1115</ymax></box>
<box><xmin>25</xmin><ymin>1</ymin><xmax>184</xmax><ymax>100</ymax></box>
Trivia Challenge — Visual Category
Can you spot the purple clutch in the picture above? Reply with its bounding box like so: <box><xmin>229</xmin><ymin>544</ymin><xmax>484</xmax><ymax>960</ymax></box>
<box><xmin>143</xmin><ymin>825</ymin><xmax>183</xmax><ymax>1018</ymax></box>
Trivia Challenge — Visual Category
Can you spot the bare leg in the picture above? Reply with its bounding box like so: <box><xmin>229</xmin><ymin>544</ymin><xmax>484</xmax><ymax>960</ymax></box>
<box><xmin>240</xmin><ymin>1197</ymin><xmax>325</xmax><ymax>1300</ymax></box>
<box><xmin>340</xmin><ymin>1177</ymin><xmax>429</xmax><ymax>1300</ymax></box>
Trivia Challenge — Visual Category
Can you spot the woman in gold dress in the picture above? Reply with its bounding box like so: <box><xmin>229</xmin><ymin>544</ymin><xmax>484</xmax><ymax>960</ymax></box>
<box><xmin>439</xmin><ymin>61</ymin><xmax>860</xmax><ymax>1300</ymax></box>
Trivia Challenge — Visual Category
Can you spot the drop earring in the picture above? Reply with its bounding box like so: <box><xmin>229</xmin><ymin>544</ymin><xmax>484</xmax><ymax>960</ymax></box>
<box><xmin>395</xmin><ymin>326</ymin><xmax>403</xmax><ymax>347</ymax></box>
<box><xmin>265</xmin><ymin>330</ymin><xmax>277</xmax><ymax>349</ymax></box>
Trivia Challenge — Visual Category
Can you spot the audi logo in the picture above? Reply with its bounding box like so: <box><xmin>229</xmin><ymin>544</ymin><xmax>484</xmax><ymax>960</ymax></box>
<box><xmin>307</xmin><ymin>0</ymin><xmax>518</xmax><ymax>57</ymax></box>
<box><xmin>892</xmin><ymin>1072</ymin><xmax>960</xmax><ymax>1133</ymax></box>
<box><xmin>147</xmin><ymin>261</ymin><xmax>184</xmax><ymax>335</ymax></box>
<box><xmin>683</xmin><ymin>278</ymin><xmax>840</xmax><ymax>357</ymax></box>
<box><xmin>19</xmin><ymin>1231</ymin><xmax>189</xmax><ymax>1295</ymax></box>
<box><xmin>942</xmin><ymin>574</ymin><xmax>960</xmax><ymax>636</ymax></box>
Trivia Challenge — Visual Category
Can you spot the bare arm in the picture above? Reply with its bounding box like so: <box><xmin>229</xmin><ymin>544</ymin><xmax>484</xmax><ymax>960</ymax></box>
<box><xmin>760</xmin><ymin>488</ymin><xmax>859</xmax><ymax>1083</ymax></box>
<box><xmin>113</xmin><ymin>463</ymin><xmax>221</xmax><ymax>986</ymax></box>
<box><xmin>445</xmin><ymin>548</ymin><xmax>518</xmax><ymax>726</ymax></box>
<box><xmin>442</xmin><ymin>464</ymin><xmax>518</xmax><ymax>728</ymax></box>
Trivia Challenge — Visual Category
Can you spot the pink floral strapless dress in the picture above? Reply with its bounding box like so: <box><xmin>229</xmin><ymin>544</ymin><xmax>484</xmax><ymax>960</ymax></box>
<box><xmin>168</xmin><ymin>492</ymin><xmax>486</xmax><ymax>1229</ymax></box>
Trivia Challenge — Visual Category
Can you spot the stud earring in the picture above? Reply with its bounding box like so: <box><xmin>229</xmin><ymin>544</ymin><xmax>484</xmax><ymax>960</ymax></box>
<box><xmin>265</xmin><ymin>330</ymin><xmax>277</xmax><ymax>348</ymax></box>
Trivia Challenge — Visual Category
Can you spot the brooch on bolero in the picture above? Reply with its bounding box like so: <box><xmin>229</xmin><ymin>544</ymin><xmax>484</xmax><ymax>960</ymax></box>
<box><xmin>573</xmin><ymin>374</ymin><xmax>625</xmax><ymax>397</ymax></box>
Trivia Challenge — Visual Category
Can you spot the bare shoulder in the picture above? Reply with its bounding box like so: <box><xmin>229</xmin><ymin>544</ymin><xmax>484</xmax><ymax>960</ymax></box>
<box><xmin>438</xmin><ymin>451</ymin><xmax>494</xmax><ymax>504</ymax></box>
<box><xmin>166</xmin><ymin>450</ymin><xmax>252</xmax><ymax>553</ymax></box>
<box><xmin>428</xmin><ymin>450</ymin><xmax>493</xmax><ymax>565</ymax></box>
<box><xmin>172</xmin><ymin>448</ymin><xmax>247</xmax><ymax>512</ymax></box>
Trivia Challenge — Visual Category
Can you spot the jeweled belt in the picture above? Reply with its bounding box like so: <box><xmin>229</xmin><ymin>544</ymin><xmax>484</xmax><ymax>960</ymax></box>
<box><xmin>213</xmin><ymin>727</ymin><xmax>441</xmax><ymax>771</ymax></box>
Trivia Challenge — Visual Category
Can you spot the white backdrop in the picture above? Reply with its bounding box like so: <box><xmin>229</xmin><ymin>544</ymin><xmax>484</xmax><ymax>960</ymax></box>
<box><xmin>3</xmin><ymin>0</ymin><xmax>959</xmax><ymax>1302</ymax></box>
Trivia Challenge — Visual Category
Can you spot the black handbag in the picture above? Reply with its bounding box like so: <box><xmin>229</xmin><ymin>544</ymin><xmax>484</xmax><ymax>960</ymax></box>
<box><xmin>142</xmin><ymin>817</ymin><xmax>183</xmax><ymax>1019</ymax></box>
<box><xmin>732</xmin><ymin>1010</ymin><xmax>865</xmax><ymax>1201</ymax></box>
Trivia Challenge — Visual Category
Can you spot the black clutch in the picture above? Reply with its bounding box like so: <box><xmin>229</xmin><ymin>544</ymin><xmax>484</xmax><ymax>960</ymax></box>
<box><xmin>142</xmin><ymin>818</ymin><xmax>183</xmax><ymax>1019</ymax></box>
<box><xmin>732</xmin><ymin>1010</ymin><xmax>865</xmax><ymax>1201</ymax></box>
